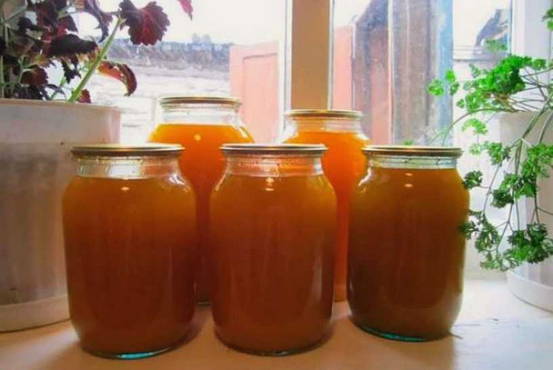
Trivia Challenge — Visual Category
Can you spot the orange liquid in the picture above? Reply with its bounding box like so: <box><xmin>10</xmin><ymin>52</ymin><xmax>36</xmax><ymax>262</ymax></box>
<box><xmin>348</xmin><ymin>167</ymin><xmax>469</xmax><ymax>340</ymax></box>
<box><xmin>150</xmin><ymin>123</ymin><xmax>253</xmax><ymax>302</ymax></box>
<box><xmin>284</xmin><ymin>130</ymin><xmax>370</xmax><ymax>301</ymax></box>
<box><xmin>210</xmin><ymin>174</ymin><xmax>336</xmax><ymax>353</ymax></box>
<box><xmin>62</xmin><ymin>176</ymin><xmax>196</xmax><ymax>355</ymax></box>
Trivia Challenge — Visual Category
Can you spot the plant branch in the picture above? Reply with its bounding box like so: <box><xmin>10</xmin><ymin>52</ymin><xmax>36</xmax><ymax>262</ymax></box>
<box><xmin>68</xmin><ymin>17</ymin><xmax>123</xmax><ymax>103</ymax></box>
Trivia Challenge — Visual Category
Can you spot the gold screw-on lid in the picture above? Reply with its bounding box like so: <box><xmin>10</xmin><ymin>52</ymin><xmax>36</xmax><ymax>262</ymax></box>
<box><xmin>159</xmin><ymin>96</ymin><xmax>241</xmax><ymax>107</ymax></box>
<box><xmin>285</xmin><ymin>109</ymin><xmax>363</xmax><ymax>119</ymax></box>
<box><xmin>71</xmin><ymin>144</ymin><xmax>184</xmax><ymax>157</ymax></box>
<box><xmin>362</xmin><ymin>145</ymin><xmax>462</xmax><ymax>158</ymax></box>
<box><xmin>221</xmin><ymin>143</ymin><xmax>327</xmax><ymax>155</ymax></box>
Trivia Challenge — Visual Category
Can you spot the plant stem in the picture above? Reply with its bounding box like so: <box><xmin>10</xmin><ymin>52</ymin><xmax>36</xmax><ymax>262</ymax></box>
<box><xmin>68</xmin><ymin>17</ymin><xmax>123</xmax><ymax>103</ymax></box>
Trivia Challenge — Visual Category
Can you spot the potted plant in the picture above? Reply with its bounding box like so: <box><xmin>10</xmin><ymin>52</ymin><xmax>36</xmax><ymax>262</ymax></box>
<box><xmin>0</xmin><ymin>0</ymin><xmax>193</xmax><ymax>331</ymax></box>
<box><xmin>428</xmin><ymin>8</ymin><xmax>553</xmax><ymax>310</ymax></box>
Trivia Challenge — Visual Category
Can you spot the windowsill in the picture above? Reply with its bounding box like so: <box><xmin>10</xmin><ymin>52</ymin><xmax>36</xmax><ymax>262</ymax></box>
<box><xmin>1</xmin><ymin>279</ymin><xmax>552</xmax><ymax>370</ymax></box>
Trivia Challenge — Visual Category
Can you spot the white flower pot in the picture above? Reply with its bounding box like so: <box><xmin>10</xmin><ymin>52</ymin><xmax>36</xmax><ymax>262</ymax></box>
<box><xmin>491</xmin><ymin>111</ymin><xmax>553</xmax><ymax>312</ymax></box>
<box><xmin>0</xmin><ymin>100</ymin><xmax>120</xmax><ymax>331</ymax></box>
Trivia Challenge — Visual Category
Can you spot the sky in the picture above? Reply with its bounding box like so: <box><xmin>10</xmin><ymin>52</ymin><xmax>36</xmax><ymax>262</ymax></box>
<box><xmin>80</xmin><ymin>0</ymin><xmax>511</xmax><ymax>46</ymax></box>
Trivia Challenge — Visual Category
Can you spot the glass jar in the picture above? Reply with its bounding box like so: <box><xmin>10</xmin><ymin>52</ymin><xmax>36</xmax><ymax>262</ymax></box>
<box><xmin>210</xmin><ymin>144</ymin><xmax>336</xmax><ymax>355</ymax></box>
<box><xmin>282</xmin><ymin>109</ymin><xmax>370</xmax><ymax>302</ymax></box>
<box><xmin>62</xmin><ymin>144</ymin><xmax>197</xmax><ymax>358</ymax></box>
<box><xmin>348</xmin><ymin>146</ymin><xmax>469</xmax><ymax>341</ymax></box>
<box><xmin>150</xmin><ymin>97</ymin><xmax>253</xmax><ymax>303</ymax></box>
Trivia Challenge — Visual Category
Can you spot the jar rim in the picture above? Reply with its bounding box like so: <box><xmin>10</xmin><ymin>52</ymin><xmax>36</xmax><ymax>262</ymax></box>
<box><xmin>221</xmin><ymin>143</ymin><xmax>327</xmax><ymax>155</ymax></box>
<box><xmin>71</xmin><ymin>143</ymin><xmax>183</xmax><ymax>157</ymax></box>
<box><xmin>159</xmin><ymin>96</ymin><xmax>241</xmax><ymax>107</ymax></box>
<box><xmin>363</xmin><ymin>145</ymin><xmax>462</xmax><ymax>158</ymax></box>
<box><xmin>285</xmin><ymin>109</ymin><xmax>363</xmax><ymax>119</ymax></box>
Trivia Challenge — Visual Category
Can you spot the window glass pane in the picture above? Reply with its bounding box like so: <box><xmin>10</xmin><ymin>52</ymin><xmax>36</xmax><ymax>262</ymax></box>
<box><xmin>332</xmin><ymin>0</ymin><xmax>453</xmax><ymax>144</ymax></box>
<box><xmin>79</xmin><ymin>0</ymin><xmax>286</xmax><ymax>143</ymax></box>
<box><xmin>452</xmin><ymin>0</ymin><xmax>511</xmax><ymax>276</ymax></box>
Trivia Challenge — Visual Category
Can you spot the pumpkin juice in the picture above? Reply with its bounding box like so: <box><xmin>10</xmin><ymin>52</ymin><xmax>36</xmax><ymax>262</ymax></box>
<box><xmin>149</xmin><ymin>123</ymin><xmax>252</xmax><ymax>302</ymax></box>
<box><xmin>348</xmin><ymin>147</ymin><xmax>468</xmax><ymax>340</ymax></box>
<box><xmin>283</xmin><ymin>111</ymin><xmax>369</xmax><ymax>301</ymax></box>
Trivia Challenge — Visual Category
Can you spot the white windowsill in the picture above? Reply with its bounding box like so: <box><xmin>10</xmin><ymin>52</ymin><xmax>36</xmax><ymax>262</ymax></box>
<box><xmin>1</xmin><ymin>279</ymin><xmax>552</xmax><ymax>370</ymax></box>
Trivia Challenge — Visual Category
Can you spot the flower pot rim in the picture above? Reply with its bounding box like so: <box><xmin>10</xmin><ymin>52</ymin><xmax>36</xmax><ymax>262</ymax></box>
<box><xmin>0</xmin><ymin>98</ymin><xmax>121</xmax><ymax>113</ymax></box>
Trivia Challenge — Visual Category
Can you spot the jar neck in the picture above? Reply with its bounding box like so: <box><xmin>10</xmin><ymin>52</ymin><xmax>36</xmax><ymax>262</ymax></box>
<box><xmin>224</xmin><ymin>154</ymin><xmax>323</xmax><ymax>177</ymax></box>
<box><xmin>161</xmin><ymin>103</ymin><xmax>240</xmax><ymax>125</ymax></box>
<box><xmin>76</xmin><ymin>156</ymin><xmax>181</xmax><ymax>179</ymax></box>
<box><xmin>367</xmin><ymin>154</ymin><xmax>458</xmax><ymax>169</ymax></box>
<box><xmin>286</xmin><ymin>117</ymin><xmax>362</xmax><ymax>132</ymax></box>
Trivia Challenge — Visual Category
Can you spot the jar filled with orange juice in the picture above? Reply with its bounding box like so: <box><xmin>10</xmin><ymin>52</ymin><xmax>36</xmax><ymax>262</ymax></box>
<box><xmin>150</xmin><ymin>97</ymin><xmax>253</xmax><ymax>303</ymax></box>
<box><xmin>210</xmin><ymin>144</ymin><xmax>336</xmax><ymax>355</ymax></box>
<box><xmin>282</xmin><ymin>110</ymin><xmax>369</xmax><ymax>301</ymax></box>
<box><xmin>348</xmin><ymin>146</ymin><xmax>469</xmax><ymax>341</ymax></box>
<box><xmin>62</xmin><ymin>144</ymin><xmax>197</xmax><ymax>358</ymax></box>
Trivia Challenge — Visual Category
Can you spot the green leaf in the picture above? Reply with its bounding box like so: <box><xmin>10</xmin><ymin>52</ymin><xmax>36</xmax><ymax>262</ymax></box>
<box><xmin>469</xmin><ymin>143</ymin><xmax>484</xmax><ymax>155</ymax></box>
<box><xmin>449</xmin><ymin>81</ymin><xmax>460</xmax><ymax>95</ymax></box>
<box><xmin>484</xmin><ymin>142</ymin><xmax>510</xmax><ymax>165</ymax></box>
<box><xmin>427</xmin><ymin>79</ymin><xmax>445</xmax><ymax>96</ymax></box>
<box><xmin>543</xmin><ymin>8</ymin><xmax>553</xmax><ymax>30</ymax></box>
<box><xmin>531</xmin><ymin>58</ymin><xmax>547</xmax><ymax>70</ymax></box>
<box><xmin>445</xmin><ymin>69</ymin><xmax>456</xmax><ymax>83</ymax></box>
<box><xmin>463</xmin><ymin>170</ymin><xmax>483</xmax><ymax>189</ymax></box>
<box><xmin>469</xmin><ymin>64</ymin><xmax>481</xmax><ymax>78</ymax></box>
<box><xmin>402</xmin><ymin>139</ymin><xmax>414</xmax><ymax>146</ymax></box>
<box><xmin>462</xmin><ymin>118</ymin><xmax>488</xmax><ymax>135</ymax></box>
<box><xmin>484</xmin><ymin>39</ymin><xmax>507</xmax><ymax>53</ymax></box>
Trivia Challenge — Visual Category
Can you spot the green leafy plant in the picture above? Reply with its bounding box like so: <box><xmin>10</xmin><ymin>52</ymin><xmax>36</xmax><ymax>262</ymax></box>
<box><xmin>428</xmin><ymin>8</ymin><xmax>553</xmax><ymax>271</ymax></box>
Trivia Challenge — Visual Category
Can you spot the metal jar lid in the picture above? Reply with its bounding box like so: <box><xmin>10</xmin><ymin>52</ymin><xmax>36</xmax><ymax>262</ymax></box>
<box><xmin>71</xmin><ymin>144</ymin><xmax>184</xmax><ymax>157</ymax></box>
<box><xmin>159</xmin><ymin>96</ymin><xmax>241</xmax><ymax>107</ymax></box>
<box><xmin>362</xmin><ymin>145</ymin><xmax>462</xmax><ymax>158</ymax></box>
<box><xmin>221</xmin><ymin>143</ymin><xmax>327</xmax><ymax>155</ymax></box>
<box><xmin>285</xmin><ymin>109</ymin><xmax>363</xmax><ymax>119</ymax></box>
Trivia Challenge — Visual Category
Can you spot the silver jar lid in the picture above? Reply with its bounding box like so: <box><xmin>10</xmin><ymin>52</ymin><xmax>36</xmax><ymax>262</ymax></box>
<box><xmin>363</xmin><ymin>145</ymin><xmax>462</xmax><ymax>158</ymax></box>
<box><xmin>285</xmin><ymin>109</ymin><xmax>363</xmax><ymax>119</ymax></box>
<box><xmin>159</xmin><ymin>96</ymin><xmax>241</xmax><ymax>107</ymax></box>
<box><xmin>221</xmin><ymin>143</ymin><xmax>327</xmax><ymax>155</ymax></box>
<box><xmin>71</xmin><ymin>144</ymin><xmax>184</xmax><ymax>157</ymax></box>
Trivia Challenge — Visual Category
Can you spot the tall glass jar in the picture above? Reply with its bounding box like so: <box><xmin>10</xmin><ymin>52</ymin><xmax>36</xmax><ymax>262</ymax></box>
<box><xmin>348</xmin><ymin>146</ymin><xmax>469</xmax><ymax>341</ymax></box>
<box><xmin>150</xmin><ymin>97</ymin><xmax>253</xmax><ymax>303</ymax></box>
<box><xmin>282</xmin><ymin>110</ymin><xmax>370</xmax><ymax>301</ymax></box>
<box><xmin>62</xmin><ymin>144</ymin><xmax>197</xmax><ymax>358</ymax></box>
<box><xmin>210</xmin><ymin>144</ymin><xmax>336</xmax><ymax>355</ymax></box>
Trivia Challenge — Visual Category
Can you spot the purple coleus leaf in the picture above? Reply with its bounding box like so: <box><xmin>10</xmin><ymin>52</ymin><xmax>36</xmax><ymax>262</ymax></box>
<box><xmin>177</xmin><ymin>0</ymin><xmax>193</xmax><ymax>19</ymax></box>
<box><xmin>17</xmin><ymin>17</ymin><xmax>45</xmax><ymax>33</ymax></box>
<box><xmin>47</xmin><ymin>34</ymin><xmax>98</xmax><ymax>57</ymax></box>
<box><xmin>61</xmin><ymin>61</ymin><xmax>81</xmax><ymax>83</ymax></box>
<box><xmin>74</xmin><ymin>0</ymin><xmax>113</xmax><ymax>41</ymax></box>
<box><xmin>119</xmin><ymin>0</ymin><xmax>170</xmax><ymax>45</ymax></box>
<box><xmin>98</xmin><ymin>61</ymin><xmax>137</xmax><ymax>96</ymax></box>
<box><xmin>22</xmin><ymin>66</ymin><xmax>48</xmax><ymax>86</ymax></box>
<box><xmin>77</xmin><ymin>89</ymin><xmax>92</xmax><ymax>103</ymax></box>
<box><xmin>27</xmin><ymin>0</ymin><xmax>58</xmax><ymax>29</ymax></box>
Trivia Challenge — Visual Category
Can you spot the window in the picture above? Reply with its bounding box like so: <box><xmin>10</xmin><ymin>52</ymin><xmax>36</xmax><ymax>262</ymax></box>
<box><xmin>80</xmin><ymin>0</ymin><xmax>286</xmax><ymax>143</ymax></box>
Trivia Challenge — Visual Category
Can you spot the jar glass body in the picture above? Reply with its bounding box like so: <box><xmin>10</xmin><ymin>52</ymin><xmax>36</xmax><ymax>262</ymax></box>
<box><xmin>281</xmin><ymin>112</ymin><xmax>370</xmax><ymax>301</ymax></box>
<box><xmin>149</xmin><ymin>99</ymin><xmax>253</xmax><ymax>303</ymax></box>
<box><xmin>62</xmin><ymin>153</ymin><xmax>197</xmax><ymax>358</ymax></box>
<box><xmin>348</xmin><ymin>153</ymin><xmax>469</xmax><ymax>341</ymax></box>
<box><xmin>210</xmin><ymin>150</ymin><xmax>336</xmax><ymax>355</ymax></box>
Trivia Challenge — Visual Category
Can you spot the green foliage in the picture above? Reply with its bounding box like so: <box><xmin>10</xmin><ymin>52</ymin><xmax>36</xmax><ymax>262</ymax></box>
<box><xmin>462</xmin><ymin>118</ymin><xmax>488</xmax><ymax>135</ymax></box>
<box><xmin>484</xmin><ymin>142</ymin><xmax>511</xmax><ymax>165</ymax></box>
<box><xmin>430</xmin><ymin>7</ymin><xmax>553</xmax><ymax>271</ymax></box>
<box><xmin>427</xmin><ymin>79</ymin><xmax>445</xmax><ymax>96</ymax></box>
<box><xmin>484</xmin><ymin>39</ymin><xmax>507</xmax><ymax>53</ymax></box>
<box><xmin>543</xmin><ymin>8</ymin><xmax>553</xmax><ymax>31</ymax></box>
<box><xmin>463</xmin><ymin>170</ymin><xmax>483</xmax><ymax>189</ymax></box>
